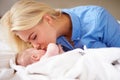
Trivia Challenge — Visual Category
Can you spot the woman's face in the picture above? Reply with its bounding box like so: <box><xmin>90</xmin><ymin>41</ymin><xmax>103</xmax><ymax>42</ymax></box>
<box><xmin>15</xmin><ymin>18</ymin><xmax>57</xmax><ymax>50</ymax></box>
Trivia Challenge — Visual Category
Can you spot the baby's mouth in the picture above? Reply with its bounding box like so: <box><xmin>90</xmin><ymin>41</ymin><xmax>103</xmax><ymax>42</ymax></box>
<box><xmin>42</xmin><ymin>47</ymin><xmax>47</xmax><ymax>51</ymax></box>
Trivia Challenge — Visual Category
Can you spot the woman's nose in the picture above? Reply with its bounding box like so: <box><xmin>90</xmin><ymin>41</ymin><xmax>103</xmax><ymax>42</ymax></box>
<box><xmin>32</xmin><ymin>43</ymin><xmax>41</xmax><ymax>49</ymax></box>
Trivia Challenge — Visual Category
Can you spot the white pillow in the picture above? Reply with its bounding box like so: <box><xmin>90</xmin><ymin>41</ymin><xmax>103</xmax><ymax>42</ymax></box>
<box><xmin>0</xmin><ymin>24</ymin><xmax>12</xmax><ymax>50</ymax></box>
<box><xmin>0</xmin><ymin>23</ymin><xmax>18</xmax><ymax>69</ymax></box>
<box><xmin>0</xmin><ymin>24</ymin><xmax>18</xmax><ymax>52</ymax></box>
<box><xmin>0</xmin><ymin>51</ymin><xmax>17</xmax><ymax>68</ymax></box>
<box><xmin>0</xmin><ymin>42</ymin><xmax>12</xmax><ymax>51</ymax></box>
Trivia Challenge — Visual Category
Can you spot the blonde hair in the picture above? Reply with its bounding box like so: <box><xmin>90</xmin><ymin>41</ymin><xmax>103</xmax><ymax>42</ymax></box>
<box><xmin>0</xmin><ymin>0</ymin><xmax>61</xmax><ymax>52</ymax></box>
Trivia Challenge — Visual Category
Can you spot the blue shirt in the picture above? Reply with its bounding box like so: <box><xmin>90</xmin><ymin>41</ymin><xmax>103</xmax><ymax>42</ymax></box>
<box><xmin>56</xmin><ymin>5</ymin><xmax>120</xmax><ymax>51</ymax></box>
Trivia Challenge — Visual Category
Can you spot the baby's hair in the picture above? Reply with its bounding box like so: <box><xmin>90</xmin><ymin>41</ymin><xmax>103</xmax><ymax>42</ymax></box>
<box><xmin>15</xmin><ymin>51</ymin><xmax>24</xmax><ymax>65</ymax></box>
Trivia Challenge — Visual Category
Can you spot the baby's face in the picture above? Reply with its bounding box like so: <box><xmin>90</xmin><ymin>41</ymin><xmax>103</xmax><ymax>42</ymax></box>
<box><xmin>18</xmin><ymin>43</ymin><xmax>62</xmax><ymax>66</ymax></box>
<box><xmin>20</xmin><ymin>48</ymin><xmax>46</xmax><ymax>66</ymax></box>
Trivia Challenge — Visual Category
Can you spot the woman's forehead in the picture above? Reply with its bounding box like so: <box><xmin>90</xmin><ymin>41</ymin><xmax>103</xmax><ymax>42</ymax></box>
<box><xmin>14</xmin><ymin>24</ymin><xmax>40</xmax><ymax>42</ymax></box>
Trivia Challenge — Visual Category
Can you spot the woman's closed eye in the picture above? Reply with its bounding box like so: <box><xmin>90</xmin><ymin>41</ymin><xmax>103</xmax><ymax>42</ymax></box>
<box><xmin>30</xmin><ymin>34</ymin><xmax>37</xmax><ymax>40</ymax></box>
<box><xmin>32</xmin><ymin>35</ymin><xmax>37</xmax><ymax>40</ymax></box>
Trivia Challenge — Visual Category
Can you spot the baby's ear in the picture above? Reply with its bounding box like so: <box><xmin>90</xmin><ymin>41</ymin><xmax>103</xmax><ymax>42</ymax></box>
<box><xmin>31</xmin><ymin>54</ymin><xmax>40</xmax><ymax>61</ymax></box>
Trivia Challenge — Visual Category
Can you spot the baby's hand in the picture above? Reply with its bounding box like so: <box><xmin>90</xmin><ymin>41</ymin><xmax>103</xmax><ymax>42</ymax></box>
<box><xmin>41</xmin><ymin>43</ymin><xmax>63</xmax><ymax>60</ymax></box>
<box><xmin>46</xmin><ymin>43</ymin><xmax>59</xmax><ymax>56</ymax></box>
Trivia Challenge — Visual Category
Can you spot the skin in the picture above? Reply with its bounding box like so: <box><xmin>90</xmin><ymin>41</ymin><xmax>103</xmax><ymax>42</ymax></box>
<box><xmin>17</xmin><ymin>43</ymin><xmax>64</xmax><ymax>66</ymax></box>
<box><xmin>15</xmin><ymin>13</ymin><xmax>72</xmax><ymax>50</ymax></box>
<box><xmin>16</xmin><ymin>48</ymin><xmax>46</xmax><ymax>66</ymax></box>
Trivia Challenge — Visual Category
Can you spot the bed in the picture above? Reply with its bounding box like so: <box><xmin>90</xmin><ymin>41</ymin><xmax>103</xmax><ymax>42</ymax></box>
<box><xmin>0</xmin><ymin>21</ymin><xmax>120</xmax><ymax>80</ymax></box>
<box><xmin>0</xmin><ymin>47</ymin><xmax>120</xmax><ymax>80</ymax></box>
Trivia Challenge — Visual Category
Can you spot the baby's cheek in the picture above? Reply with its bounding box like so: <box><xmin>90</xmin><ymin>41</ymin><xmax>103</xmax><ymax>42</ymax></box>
<box><xmin>40</xmin><ymin>52</ymin><xmax>46</xmax><ymax>58</ymax></box>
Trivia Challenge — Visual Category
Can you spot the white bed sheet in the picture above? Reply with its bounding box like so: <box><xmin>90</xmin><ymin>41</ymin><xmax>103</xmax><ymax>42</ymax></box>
<box><xmin>3</xmin><ymin>47</ymin><xmax>120</xmax><ymax>80</ymax></box>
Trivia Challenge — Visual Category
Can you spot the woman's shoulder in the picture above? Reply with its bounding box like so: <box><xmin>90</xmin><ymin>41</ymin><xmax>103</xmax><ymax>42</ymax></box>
<box><xmin>62</xmin><ymin>5</ymin><xmax>106</xmax><ymax>16</ymax></box>
<box><xmin>63</xmin><ymin>5</ymin><xmax>105</xmax><ymax>11</ymax></box>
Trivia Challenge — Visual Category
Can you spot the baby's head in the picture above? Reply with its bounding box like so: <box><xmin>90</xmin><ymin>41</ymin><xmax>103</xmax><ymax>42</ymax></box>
<box><xmin>16</xmin><ymin>48</ymin><xmax>46</xmax><ymax>66</ymax></box>
<box><xmin>16</xmin><ymin>43</ymin><xmax>63</xmax><ymax>66</ymax></box>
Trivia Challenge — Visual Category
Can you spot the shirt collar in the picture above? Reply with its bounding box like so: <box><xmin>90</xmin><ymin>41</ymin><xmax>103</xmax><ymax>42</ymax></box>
<box><xmin>61</xmin><ymin>9</ymin><xmax>82</xmax><ymax>41</ymax></box>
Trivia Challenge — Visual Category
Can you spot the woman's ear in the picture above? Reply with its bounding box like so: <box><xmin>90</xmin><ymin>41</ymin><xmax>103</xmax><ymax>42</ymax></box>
<box><xmin>43</xmin><ymin>14</ymin><xmax>53</xmax><ymax>24</ymax></box>
<box><xmin>31</xmin><ymin>54</ymin><xmax>40</xmax><ymax>61</ymax></box>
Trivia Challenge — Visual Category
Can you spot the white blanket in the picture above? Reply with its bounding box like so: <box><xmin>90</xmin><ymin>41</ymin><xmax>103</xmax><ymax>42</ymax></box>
<box><xmin>10</xmin><ymin>48</ymin><xmax>120</xmax><ymax>80</ymax></box>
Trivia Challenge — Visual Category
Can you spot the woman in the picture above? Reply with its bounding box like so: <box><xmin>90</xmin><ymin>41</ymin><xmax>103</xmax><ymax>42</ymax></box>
<box><xmin>1</xmin><ymin>0</ymin><xmax>120</xmax><ymax>52</ymax></box>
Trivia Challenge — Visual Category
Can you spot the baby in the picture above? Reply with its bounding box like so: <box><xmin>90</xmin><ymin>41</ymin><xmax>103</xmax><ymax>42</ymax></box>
<box><xmin>16</xmin><ymin>43</ymin><xmax>64</xmax><ymax>66</ymax></box>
